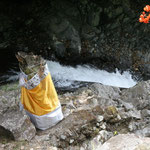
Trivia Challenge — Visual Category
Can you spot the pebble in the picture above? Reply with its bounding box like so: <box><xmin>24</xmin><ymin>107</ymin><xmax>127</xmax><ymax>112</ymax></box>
<box><xmin>97</xmin><ymin>115</ymin><xmax>104</xmax><ymax>122</ymax></box>
<box><xmin>60</xmin><ymin>135</ymin><xmax>66</xmax><ymax>140</ymax></box>
<box><xmin>93</xmin><ymin>127</ymin><xmax>96</xmax><ymax>130</ymax></box>
<box><xmin>100</xmin><ymin>123</ymin><xmax>106</xmax><ymax>130</ymax></box>
<box><xmin>96</xmin><ymin>123</ymin><xmax>100</xmax><ymax>127</ymax></box>
<box><xmin>91</xmin><ymin>98</ymin><xmax>98</xmax><ymax>106</ymax></box>
<box><xmin>99</xmin><ymin>130</ymin><xmax>109</xmax><ymax>141</ymax></box>
<box><xmin>117</xmin><ymin>114</ymin><xmax>121</xmax><ymax>120</ymax></box>
<box><xmin>70</xmin><ymin>139</ymin><xmax>74</xmax><ymax>144</ymax></box>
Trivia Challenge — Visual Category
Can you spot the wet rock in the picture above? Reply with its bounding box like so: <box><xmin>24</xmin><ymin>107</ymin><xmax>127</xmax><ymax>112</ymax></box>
<box><xmin>90</xmin><ymin>83</ymin><xmax>121</xmax><ymax>101</ymax></box>
<box><xmin>53</xmin><ymin>41</ymin><xmax>66</xmax><ymax>58</ymax></box>
<box><xmin>88</xmin><ymin>6</ymin><xmax>102</xmax><ymax>27</ymax></box>
<box><xmin>1</xmin><ymin>0</ymin><xmax>150</xmax><ymax>78</ymax></box>
<box><xmin>48</xmin><ymin>14</ymin><xmax>81</xmax><ymax>58</ymax></box>
<box><xmin>0</xmin><ymin>109</ymin><xmax>36</xmax><ymax>141</ymax></box>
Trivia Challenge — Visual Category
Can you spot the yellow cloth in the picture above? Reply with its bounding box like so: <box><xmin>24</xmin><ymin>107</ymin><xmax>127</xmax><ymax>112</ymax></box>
<box><xmin>21</xmin><ymin>73</ymin><xmax>59</xmax><ymax>116</ymax></box>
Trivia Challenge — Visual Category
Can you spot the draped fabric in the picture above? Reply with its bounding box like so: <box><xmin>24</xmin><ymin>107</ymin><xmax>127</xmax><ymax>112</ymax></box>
<box><xmin>21</xmin><ymin>72</ymin><xmax>59</xmax><ymax>116</ymax></box>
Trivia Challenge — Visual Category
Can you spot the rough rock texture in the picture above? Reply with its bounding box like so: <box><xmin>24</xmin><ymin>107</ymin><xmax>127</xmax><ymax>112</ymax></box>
<box><xmin>0</xmin><ymin>83</ymin><xmax>36</xmax><ymax>141</ymax></box>
<box><xmin>0</xmin><ymin>109</ymin><xmax>36</xmax><ymax>141</ymax></box>
<box><xmin>99</xmin><ymin>134</ymin><xmax>150</xmax><ymax>150</ymax></box>
<box><xmin>121</xmin><ymin>80</ymin><xmax>150</xmax><ymax>110</ymax></box>
<box><xmin>31</xmin><ymin>80</ymin><xmax>150</xmax><ymax>149</ymax></box>
<box><xmin>1</xmin><ymin>80</ymin><xmax>150</xmax><ymax>149</ymax></box>
<box><xmin>0</xmin><ymin>0</ymin><xmax>150</xmax><ymax>79</ymax></box>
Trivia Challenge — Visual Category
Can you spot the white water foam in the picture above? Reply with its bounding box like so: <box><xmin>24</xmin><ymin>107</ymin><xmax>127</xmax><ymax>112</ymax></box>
<box><xmin>1</xmin><ymin>60</ymin><xmax>137</xmax><ymax>88</ymax></box>
<box><xmin>47</xmin><ymin>61</ymin><xmax>137</xmax><ymax>88</ymax></box>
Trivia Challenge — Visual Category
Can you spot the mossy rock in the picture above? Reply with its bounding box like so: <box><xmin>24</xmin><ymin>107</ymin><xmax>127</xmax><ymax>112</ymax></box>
<box><xmin>105</xmin><ymin>106</ymin><xmax>118</xmax><ymax>116</ymax></box>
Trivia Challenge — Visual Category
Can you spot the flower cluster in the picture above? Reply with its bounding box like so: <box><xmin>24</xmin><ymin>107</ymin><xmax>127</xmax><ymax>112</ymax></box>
<box><xmin>139</xmin><ymin>5</ymin><xmax>150</xmax><ymax>23</ymax></box>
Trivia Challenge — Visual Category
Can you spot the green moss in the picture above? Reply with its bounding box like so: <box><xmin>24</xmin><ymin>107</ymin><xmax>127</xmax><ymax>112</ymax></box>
<box><xmin>0</xmin><ymin>82</ymin><xmax>19</xmax><ymax>91</ymax></box>
<box><xmin>105</xmin><ymin>106</ymin><xmax>118</xmax><ymax>116</ymax></box>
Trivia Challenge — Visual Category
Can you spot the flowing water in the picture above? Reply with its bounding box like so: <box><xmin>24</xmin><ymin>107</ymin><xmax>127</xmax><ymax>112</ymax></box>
<box><xmin>0</xmin><ymin>60</ymin><xmax>137</xmax><ymax>89</ymax></box>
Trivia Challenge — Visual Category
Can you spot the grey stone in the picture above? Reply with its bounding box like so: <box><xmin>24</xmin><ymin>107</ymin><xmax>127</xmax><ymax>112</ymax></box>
<box><xmin>100</xmin><ymin>123</ymin><xmax>106</xmax><ymax>130</ymax></box>
<box><xmin>90</xmin><ymin>83</ymin><xmax>121</xmax><ymax>100</ymax></box>
<box><xmin>96</xmin><ymin>115</ymin><xmax>104</xmax><ymax>122</ymax></box>
<box><xmin>99</xmin><ymin>130</ymin><xmax>112</xmax><ymax>143</ymax></box>
<box><xmin>141</xmin><ymin>109</ymin><xmax>150</xmax><ymax>118</ymax></box>
<box><xmin>128</xmin><ymin>121</ymin><xmax>139</xmax><ymax>132</ymax></box>
<box><xmin>2</xmin><ymin>80</ymin><xmax>150</xmax><ymax>148</ymax></box>
<box><xmin>99</xmin><ymin>134</ymin><xmax>150</xmax><ymax>150</ymax></box>
<box><xmin>136</xmin><ymin>125</ymin><xmax>150</xmax><ymax>137</ymax></box>
<box><xmin>121</xmin><ymin>80</ymin><xmax>150</xmax><ymax>110</ymax></box>
<box><xmin>69</xmin><ymin>139</ymin><xmax>74</xmax><ymax>144</ymax></box>
<box><xmin>127</xmin><ymin>110</ymin><xmax>141</xmax><ymax>120</ymax></box>
<box><xmin>53</xmin><ymin>41</ymin><xmax>66</xmax><ymax>58</ymax></box>
<box><xmin>60</xmin><ymin>135</ymin><xmax>67</xmax><ymax>140</ymax></box>
<box><xmin>0</xmin><ymin>109</ymin><xmax>36</xmax><ymax>141</ymax></box>
<box><xmin>88</xmin><ymin>7</ymin><xmax>102</xmax><ymax>27</ymax></box>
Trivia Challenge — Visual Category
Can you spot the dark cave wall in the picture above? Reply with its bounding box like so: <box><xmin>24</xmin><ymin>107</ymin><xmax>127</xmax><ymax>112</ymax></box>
<box><xmin>1</xmin><ymin>0</ymin><xmax>150</xmax><ymax>78</ymax></box>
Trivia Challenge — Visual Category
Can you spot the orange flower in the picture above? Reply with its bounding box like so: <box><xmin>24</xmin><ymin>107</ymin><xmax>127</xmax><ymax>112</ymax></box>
<box><xmin>140</xmin><ymin>14</ymin><xmax>144</xmax><ymax>18</ymax></box>
<box><xmin>144</xmin><ymin>5</ymin><xmax>150</xmax><ymax>12</ymax></box>
<box><xmin>139</xmin><ymin>17</ymin><xmax>144</xmax><ymax>22</ymax></box>
<box><xmin>147</xmin><ymin>14</ymin><xmax>150</xmax><ymax>19</ymax></box>
<box><xmin>139</xmin><ymin>5</ymin><xmax>150</xmax><ymax>23</ymax></box>
<box><xmin>143</xmin><ymin>18</ymin><xmax>149</xmax><ymax>23</ymax></box>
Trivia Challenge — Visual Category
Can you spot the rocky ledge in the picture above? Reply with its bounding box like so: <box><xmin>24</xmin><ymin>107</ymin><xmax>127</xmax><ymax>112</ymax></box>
<box><xmin>1</xmin><ymin>80</ymin><xmax>150</xmax><ymax>149</ymax></box>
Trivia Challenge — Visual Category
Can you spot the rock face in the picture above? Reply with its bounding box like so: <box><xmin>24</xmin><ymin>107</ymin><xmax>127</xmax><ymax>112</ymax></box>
<box><xmin>1</xmin><ymin>79</ymin><xmax>150</xmax><ymax>149</ymax></box>
<box><xmin>0</xmin><ymin>0</ymin><xmax>150</xmax><ymax>79</ymax></box>
<box><xmin>31</xmin><ymin>80</ymin><xmax>150</xmax><ymax>149</ymax></box>
<box><xmin>121</xmin><ymin>80</ymin><xmax>150</xmax><ymax>110</ymax></box>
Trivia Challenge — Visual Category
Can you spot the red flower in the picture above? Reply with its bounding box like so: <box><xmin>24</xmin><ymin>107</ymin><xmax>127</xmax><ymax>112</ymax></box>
<box><xmin>139</xmin><ymin>5</ymin><xmax>150</xmax><ymax>23</ymax></box>
<box><xmin>144</xmin><ymin>5</ymin><xmax>150</xmax><ymax>12</ymax></box>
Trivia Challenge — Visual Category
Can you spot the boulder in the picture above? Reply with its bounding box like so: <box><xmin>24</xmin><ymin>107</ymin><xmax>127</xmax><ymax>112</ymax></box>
<box><xmin>0</xmin><ymin>109</ymin><xmax>36</xmax><ymax>141</ymax></box>
<box><xmin>121</xmin><ymin>80</ymin><xmax>150</xmax><ymax>110</ymax></box>
<box><xmin>0</xmin><ymin>84</ymin><xmax>36</xmax><ymax>141</ymax></box>
<box><xmin>99</xmin><ymin>134</ymin><xmax>150</xmax><ymax>150</ymax></box>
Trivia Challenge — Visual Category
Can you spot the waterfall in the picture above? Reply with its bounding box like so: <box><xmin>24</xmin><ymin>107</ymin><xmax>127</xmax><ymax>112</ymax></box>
<box><xmin>0</xmin><ymin>60</ymin><xmax>137</xmax><ymax>88</ymax></box>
